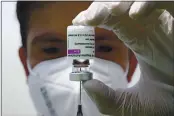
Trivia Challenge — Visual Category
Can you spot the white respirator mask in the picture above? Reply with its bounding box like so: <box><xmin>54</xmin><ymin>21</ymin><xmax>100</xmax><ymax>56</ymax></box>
<box><xmin>27</xmin><ymin>57</ymin><xmax>128</xmax><ymax>116</ymax></box>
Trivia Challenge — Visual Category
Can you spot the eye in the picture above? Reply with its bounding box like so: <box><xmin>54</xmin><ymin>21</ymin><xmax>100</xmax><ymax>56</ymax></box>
<box><xmin>96</xmin><ymin>45</ymin><xmax>113</xmax><ymax>52</ymax></box>
<box><xmin>42</xmin><ymin>47</ymin><xmax>60</xmax><ymax>54</ymax></box>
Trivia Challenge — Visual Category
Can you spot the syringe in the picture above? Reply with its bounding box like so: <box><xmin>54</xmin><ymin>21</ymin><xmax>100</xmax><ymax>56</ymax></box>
<box><xmin>77</xmin><ymin>79</ymin><xmax>83</xmax><ymax>116</ymax></box>
<box><xmin>69</xmin><ymin>60</ymin><xmax>93</xmax><ymax>116</ymax></box>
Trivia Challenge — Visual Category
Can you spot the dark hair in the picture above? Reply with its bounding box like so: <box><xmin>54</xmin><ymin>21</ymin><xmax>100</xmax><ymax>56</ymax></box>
<box><xmin>16</xmin><ymin>1</ymin><xmax>45</xmax><ymax>48</ymax></box>
<box><xmin>16</xmin><ymin>1</ymin><xmax>33</xmax><ymax>48</ymax></box>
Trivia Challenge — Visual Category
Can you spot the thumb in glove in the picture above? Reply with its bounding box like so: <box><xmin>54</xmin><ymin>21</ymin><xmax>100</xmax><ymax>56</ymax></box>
<box><xmin>82</xmin><ymin>79</ymin><xmax>174</xmax><ymax>116</ymax></box>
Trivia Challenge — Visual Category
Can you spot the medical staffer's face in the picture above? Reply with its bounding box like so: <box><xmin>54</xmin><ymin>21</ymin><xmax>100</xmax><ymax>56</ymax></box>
<box><xmin>25</xmin><ymin>2</ymin><xmax>129</xmax><ymax>71</ymax></box>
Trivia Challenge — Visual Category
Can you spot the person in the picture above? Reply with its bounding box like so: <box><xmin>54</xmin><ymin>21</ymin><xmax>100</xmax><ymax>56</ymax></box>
<box><xmin>16</xmin><ymin>1</ymin><xmax>137</xmax><ymax>116</ymax></box>
<box><xmin>72</xmin><ymin>1</ymin><xmax>174</xmax><ymax>116</ymax></box>
<box><xmin>16</xmin><ymin>1</ymin><xmax>173</xmax><ymax>116</ymax></box>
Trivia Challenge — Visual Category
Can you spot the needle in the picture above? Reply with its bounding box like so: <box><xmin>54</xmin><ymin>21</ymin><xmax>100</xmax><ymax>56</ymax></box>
<box><xmin>77</xmin><ymin>68</ymin><xmax>83</xmax><ymax>116</ymax></box>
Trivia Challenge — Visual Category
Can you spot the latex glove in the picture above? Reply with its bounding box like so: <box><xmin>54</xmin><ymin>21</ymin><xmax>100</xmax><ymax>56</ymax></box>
<box><xmin>73</xmin><ymin>1</ymin><xmax>174</xmax><ymax>116</ymax></box>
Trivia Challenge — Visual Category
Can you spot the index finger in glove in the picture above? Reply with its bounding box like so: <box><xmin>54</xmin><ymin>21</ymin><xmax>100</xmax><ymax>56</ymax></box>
<box><xmin>129</xmin><ymin>1</ymin><xmax>156</xmax><ymax>20</ymax></box>
<box><xmin>72</xmin><ymin>2</ymin><xmax>110</xmax><ymax>26</ymax></box>
<box><xmin>72</xmin><ymin>1</ymin><xmax>133</xmax><ymax>27</ymax></box>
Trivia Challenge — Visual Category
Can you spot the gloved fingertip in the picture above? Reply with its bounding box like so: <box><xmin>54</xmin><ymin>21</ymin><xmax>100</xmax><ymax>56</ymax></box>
<box><xmin>129</xmin><ymin>2</ymin><xmax>144</xmax><ymax>20</ymax></box>
<box><xmin>82</xmin><ymin>79</ymin><xmax>102</xmax><ymax>93</ymax></box>
<box><xmin>129</xmin><ymin>11</ymin><xmax>140</xmax><ymax>20</ymax></box>
<box><xmin>72</xmin><ymin>19</ymin><xmax>79</xmax><ymax>25</ymax></box>
<box><xmin>111</xmin><ymin>1</ymin><xmax>133</xmax><ymax>16</ymax></box>
<box><xmin>83</xmin><ymin>79</ymin><xmax>112</xmax><ymax>98</ymax></box>
<box><xmin>82</xmin><ymin>79</ymin><xmax>119</xmax><ymax>115</ymax></box>
<box><xmin>129</xmin><ymin>2</ymin><xmax>157</xmax><ymax>20</ymax></box>
<box><xmin>72</xmin><ymin>18</ymin><xmax>84</xmax><ymax>26</ymax></box>
<box><xmin>72</xmin><ymin>11</ymin><xmax>88</xmax><ymax>26</ymax></box>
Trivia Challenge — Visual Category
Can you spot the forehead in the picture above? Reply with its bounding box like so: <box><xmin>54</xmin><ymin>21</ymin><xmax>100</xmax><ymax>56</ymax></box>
<box><xmin>27</xmin><ymin>2</ymin><xmax>91</xmax><ymax>44</ymax></box>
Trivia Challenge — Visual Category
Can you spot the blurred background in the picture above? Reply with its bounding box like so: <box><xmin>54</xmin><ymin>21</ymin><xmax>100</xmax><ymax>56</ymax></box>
<box><xmin>1</xmin><ymin>1</ymin><xmax>140</xmax><ymax>116</ymax></box>
<box><xmin>2</xmin><ymin>2</ymin><xmax>37</xmax><ymax>116</ymax></box>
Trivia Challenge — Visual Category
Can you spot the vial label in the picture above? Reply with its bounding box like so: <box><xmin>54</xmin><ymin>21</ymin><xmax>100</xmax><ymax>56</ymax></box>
<box><xmin>67</xmin><ymin>27</ymin><xmax>95</xmax><ymax>60</ymax></box>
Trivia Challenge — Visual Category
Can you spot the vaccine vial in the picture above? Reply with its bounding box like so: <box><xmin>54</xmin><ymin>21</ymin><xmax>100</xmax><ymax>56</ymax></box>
<box><xmin>67</xmin><ymin>25</ymin><xmax>95</xmax><ymax>60</ymax></box>
<box><xmin>67</xmin><ymin>25</ymin><xmax>95</xmax><ymax>81</ymax></box>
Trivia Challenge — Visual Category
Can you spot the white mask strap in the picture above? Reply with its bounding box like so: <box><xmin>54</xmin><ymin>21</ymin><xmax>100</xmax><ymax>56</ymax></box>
<box><xmin>124</xmin><ymin>53</ymin><xmax>130</xmax><ymax>81</ymax></box>
<box><xmin>124</xmin><ymin>62</ymin><xmax>129</xmax><ymax>78</ymax></box>
<box><xmin>26</xmin><ymin>59</ymin><xmax>32</xmax><ymax>72</ymax></box>
<box><xmin>26</xmin><ymin>58</ymin><xmax>38</xmax><ymax>77</ymax></box>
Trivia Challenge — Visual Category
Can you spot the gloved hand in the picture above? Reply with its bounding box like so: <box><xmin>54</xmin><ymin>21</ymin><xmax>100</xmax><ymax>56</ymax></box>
<box><xmin>73</xmin><ymin>1</ymin><xmax>174</xmax><ymax>116</ymax></box>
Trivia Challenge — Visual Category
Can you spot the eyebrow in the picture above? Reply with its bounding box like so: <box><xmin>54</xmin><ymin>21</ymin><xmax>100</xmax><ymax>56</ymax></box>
<box><xmin>32</xmin><ymin>32</ymin><xmax>65</xmax><ymax>44</ymax></box>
